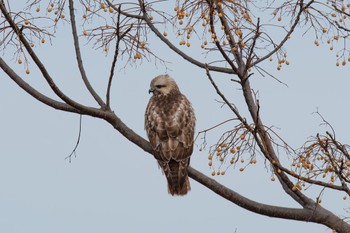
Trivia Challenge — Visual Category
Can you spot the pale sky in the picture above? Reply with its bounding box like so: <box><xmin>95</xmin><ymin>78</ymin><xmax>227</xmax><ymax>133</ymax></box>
<box><xmin>1</xmin><ymin>2</ymin><xmax>350</xmax><ymax>233</ymax></box>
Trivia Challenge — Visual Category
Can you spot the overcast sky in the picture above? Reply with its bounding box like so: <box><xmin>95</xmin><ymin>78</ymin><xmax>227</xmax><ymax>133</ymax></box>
<box><xmin>1</xmin><ymin>2</ymin><xmax>350</xmax><ymax>233</ymax></box>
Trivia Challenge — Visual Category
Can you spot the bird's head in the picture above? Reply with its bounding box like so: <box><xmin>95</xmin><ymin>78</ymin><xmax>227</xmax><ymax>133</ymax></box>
<box><xmin>149</xmin><ymin>74</ymin><xmax>180</xmax><ymax>96</ymax></box>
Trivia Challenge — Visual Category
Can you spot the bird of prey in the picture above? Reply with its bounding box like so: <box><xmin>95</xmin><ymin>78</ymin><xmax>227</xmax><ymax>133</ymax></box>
<box><xmin>145</xmin><ymin>74</ymin><xmax>195</xmax><ymax>196</ymax></box>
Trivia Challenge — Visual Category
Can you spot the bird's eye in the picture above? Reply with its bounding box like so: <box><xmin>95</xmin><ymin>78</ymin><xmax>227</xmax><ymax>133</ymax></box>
<box><xmin>155</xmin><ymin>85</ymin><xmax>165</xmax><ymax>88</ymax></box>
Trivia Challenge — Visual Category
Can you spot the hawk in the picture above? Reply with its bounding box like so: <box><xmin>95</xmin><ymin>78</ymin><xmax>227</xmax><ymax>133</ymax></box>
<box><xmin>145</xmin><ymin>74</ymin><xmax>196</xmax><ymax>196</ymax></box>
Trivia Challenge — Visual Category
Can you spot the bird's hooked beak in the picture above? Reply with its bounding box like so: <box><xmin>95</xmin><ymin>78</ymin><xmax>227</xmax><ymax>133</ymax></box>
<box><xmin>148</xmin><ymin>88</ymin><xmax>154</xmax><ymax>94</ymax></box>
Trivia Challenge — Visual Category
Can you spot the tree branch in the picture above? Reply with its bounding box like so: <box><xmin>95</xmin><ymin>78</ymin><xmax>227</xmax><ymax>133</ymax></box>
<box><xmin>252</xmin><ymin>0</ymin><xmax>309</xmax><ymax>66</ymax></box>
<box><xmin>0</xmin><ymin>58</ymin><xmax>79</xmax><ymax>113</ymax></box>
<box><xmin>239</xmin><ymin>73</ymin><xmax>315</xmax><ymax>208</ymax></box>
<box><xmin>66</xmin><ymin>114</ymin><xmax>83</xmax><ymax>162</ymax></box>
<box><xmin>106</xmin><ymin>6</ymin><xmax>132</xmax><ymax>109</ymax></box>
<box><xmin>204</xmin><ymin>61</ymin><xmax>350</xmax><ymax>232</ymax></box>
<box><xmin>137</xmin><ymin>0</ymin><xmax>235</xmax><ymax>74</ymax></box>
<box><xmin>68</xmin><ymin>0</ymin><xmax>106</xmax><ymax>108</ymax></box>
<box><xmin>189</xmin><ymin>166</ymin><xmax>312</xmax><ymax>221</ymax></box>
<box><xmin>208</xmin><ymin>1</ymin><xmax>239</xmax><ymax>74</ymax></box>
<box><xmin>205</xmin><ymin>65</ymin><xmax>248</xmax><ymax>128</ymax></box>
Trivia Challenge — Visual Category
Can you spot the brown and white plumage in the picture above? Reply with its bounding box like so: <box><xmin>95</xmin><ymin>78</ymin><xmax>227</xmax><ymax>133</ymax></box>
<box><xmin>145</xmin><ymin>74</ymin><xmax>196</xmax><ymax>196</ymax></box>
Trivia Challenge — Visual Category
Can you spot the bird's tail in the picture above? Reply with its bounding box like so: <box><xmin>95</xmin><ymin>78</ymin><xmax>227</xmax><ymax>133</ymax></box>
<box><xmin>166</xmin><ymin>159</ymin><xmax>191</xmax><ymax>196</ymax></box>
<box><xmin>167</xmin><ymin>175</ymin><xmax>191</xmax><ymax>196</ymax></box>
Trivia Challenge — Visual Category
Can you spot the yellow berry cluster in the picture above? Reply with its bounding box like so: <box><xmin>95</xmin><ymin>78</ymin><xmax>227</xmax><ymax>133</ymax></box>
<box><xmin>313</xmin><ymin>2</ymin><xmax>350</xmax><ymax>67</ymax></box>
<box><xmin>45</xmin><ymin>2</ymin><xmax>66</xmax><ymax>22</ymax></box>
<box><xmin>205</xmin><ymin>127</ymin><xmax>257</xmax><ymax>176</ymax></box>
<box><xmin>79</xmin><ymin>2</ymin><xmax>147</xmax><ymax>59</ymax></box>
<box><xmin>18</xmin><ymin>1</ymin><xmax>57</xmax><ymax>76</ymax></box>
<box><xmin>133</xmin><ymin>53</ymin><xmax>142</xmax><ymax>59</ymax></box>
<box><xmin>131</xmin><ymin>40</ymin><xmax>147</xmax><ymax>60</ymax></box>
<box><xmin>315</xmin><ymin>34</ymin><xmax>350</xmax><ymax>67</ymax></box>
<box><xmin>269</xmin><ymin>51</ymin><xmax>290</xmax><ymax>71</ymax></box>
<box><xmin>291</xmin><ymin>135</ymin><xmax>350</xmax><ymax>190</ymax></box>
<box><xmin>99</xmin><ymin>3</ymin><xmax>114</xmax><ymax>13</ymax></box>
<box><xmin>16</xmin><ymin>57</ymin><xmax>29</xmax><ymax>75</ymax></box>
<box><xmin>172</xmin><ymin>1</ymin><xmax>254</xmax><ymax>53</ymax></box>
<box><xmin>82</xmin><ymin>1</ymin><xmax>115</xmax><ymax>19</ymax></box>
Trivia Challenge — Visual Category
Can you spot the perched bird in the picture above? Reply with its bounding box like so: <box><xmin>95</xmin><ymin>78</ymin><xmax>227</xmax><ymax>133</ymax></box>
<box><xmin>145</xmin><ymin>74</ymin><xmax>196</xmax><ymax>196</ymax></box>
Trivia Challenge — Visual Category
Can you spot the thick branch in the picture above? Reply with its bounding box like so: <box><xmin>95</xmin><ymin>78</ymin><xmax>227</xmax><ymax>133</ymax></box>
<box><xmin>0</xmin><ymin>58</ymin><xmax>78</xmax><ymax>113</ymax></box>
<box><xmin>189</xmin><ymin>166</ymin><xmax>313</xmax><ymax>220</ymax></box>
<box><xmin>205</xmin><ymin>59</ymin><xmax>310</xmax><ymax>206</ymax></box>
<box><xmin>189</xmin><ymin>166</ymin><xmax>343</xmax><ymax>227</ymax></box>
<box><xmin>240</xmin><ymin>73</ymin><xmax>312</xmax><ymax>205</ymax></box>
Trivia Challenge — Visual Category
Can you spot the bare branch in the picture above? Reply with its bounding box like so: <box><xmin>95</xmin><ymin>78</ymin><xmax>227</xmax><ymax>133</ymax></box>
<box><xmin>0</xmin><ymin>57</ymin><xmax>79</xmax><ymax>114</ymax></box>
<box><xmin>189</xmin><ymin>166</ymin><xmax>312</xmax><ymax>220</ymax></box>
<box><xmin>195</xmin><ymin>118</ymin><xmax>237</xmax><ymax>141</ymax></box>
<box><xmin>68</xmin><ymin>0</ymin><xmax>106</xmax><ymax>108</ymax></box>
<box><xmin>204</xmin><ymin>64</ymin><xmax>249</xmax><ymax>129</ymax></box>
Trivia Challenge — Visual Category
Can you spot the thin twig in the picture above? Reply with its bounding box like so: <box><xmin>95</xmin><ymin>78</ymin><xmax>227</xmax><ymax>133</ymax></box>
<box><xmin>245</xmin><ymin>18</ymin><xmax>260</xmax><ymax>72</ymax></box>
<box><xmin>254</xmin><ymin>65</ymin><xmax>289</xmax><ymax>87</ymax></box>
<box><xmin>66</xmin><ymin>115</ymin><xmax>83</xmax><ymax>162</ymax></box>
<box><xmin>106</xmin><ymin>6</ymin><xmax>133</xmax><ymax>108</ymax></box>
<box><xmin>204</xmin><ymin>64</ymin><xmax>251</xmax><ymax>131</ymax></box>
<box><xmin>195</xmin><ymin>118</ymin><xmax>237</xmax><ymax>142</ymax></box>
